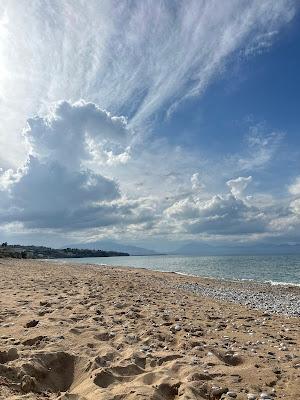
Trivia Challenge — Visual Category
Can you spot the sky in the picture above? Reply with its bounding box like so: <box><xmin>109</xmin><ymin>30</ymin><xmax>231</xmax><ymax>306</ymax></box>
<box><xmin>0</xmin><ymin>0</ymin><xmax>300</xmax><ymax>252</ymax></box>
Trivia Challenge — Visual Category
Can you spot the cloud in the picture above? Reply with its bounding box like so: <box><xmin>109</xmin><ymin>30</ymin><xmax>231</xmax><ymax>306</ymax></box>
<box><xmin>191</xmin><ymin>173</ymin><xmax>205</xmax><ymax>191</ymax></box>
<box><xmin>226</xmin><ymin>176</ymin><xmax>252</xmax><ymax>199</ymax></box>
<box><xmin>289</xmin><ymin>176</ymin><xmax>300</xmax><ymax>195</ymax></box>
<box><xmin>0</xmin><ymin>100</ymin><xmax>156</xmax><ymax>231</ymax></box>
<box><xmin>0</xmin><ymin>157</ymin><xmax>119</xmax><ymax>226</ymax></box>
<box><xmin>24</xmin><ymin>100</ymin><xmax>129</xmax><ymax>170</ymax></box>
<box><xmin>244</xmin><ymin>30</ymin><xmax>279</xmax><ymax>56</ymax></box>
<box><xmin>165</xmin><ymin>180</ymin><xmax>267</xmax><ymax>236</ymax></box>
<box><xmin>286</xmin><ymin>177</ymin><xmax>300</xmax><ymax>231</ymax></box>
<box><xmin>290</xmin><ymin>198</ymin><xmax>300</xmax><ymax>215</ymax></box>
<box><xmin>278</xmin><ymin>177</ymin><xmax>300</xmax><ymax>233</ymax></box>
<box><xmin>0</xmin><ymin>1</ymin><xmax>298</xmax><ymax>247</ymax></box>
<box><xmin>187</xmin><ymin>195</ymin><xmax>266</xmax><ymax>235</ymax></box>
<box><xmin>0</xmin><ymin>100</ymin><xmax>296</xmax><ymax>244</ymax></box>
<box><xmin>236</xmin><ymin>127</ymin><xmax>284</xmax><ymax>171</ymax></box>
<box><xmin>0</xmin><ymin>0</ymin><xmax>296</xmax><ymax>167</ymax></box>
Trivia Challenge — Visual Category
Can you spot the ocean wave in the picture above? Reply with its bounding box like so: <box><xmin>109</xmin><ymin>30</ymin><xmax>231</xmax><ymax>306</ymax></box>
<box><xmin>265</xmin><ymin>280</ymin><xmax>300</xmax><ymax>287</ymax></box>
<box><xmin>46</xmin><ymin>257</ymin><xmax>300</xmax><ymax>287</ymax></box>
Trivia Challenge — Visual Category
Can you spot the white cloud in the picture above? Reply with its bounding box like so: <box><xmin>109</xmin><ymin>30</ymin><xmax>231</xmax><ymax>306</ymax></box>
<box><xmin>191</xmin><ymin>172</ymin><xmax>206</xmax><ymax>192</ymax></box>
<box><xmin>290</xmin><ymin>198</ymin><xmax>300</xmax><ymax>215</ymax></box>
<box><xmin>24</xmin><ymin>100</ymin><xmax>129</xmax><ymax>171</ymax></box>
<box><xmin>0</xmin><ymin>1</ymin><xmax>298</xmax><ymax>247</ymax></box>
<box><xmin>0</xmin><ymin>168</ymin><xmax>19</xmax><ymax>190</ymax></box>
<box><xmin>244</xmin><ymin>30</ymin><xmax>279</xmax><ymax>56</ymax></box>
<box><xmin>0</xmin><ymin>0</ymin><xmax>296</xmax><ymax>167</ymax></box>
<box><xmin>0</xmin><ymin>101</ymin><xmax>156</xmax><ymax>232</ymax></box>
<box><xmin>0</xmin><ymin>101</ymin><xmax>297</xmax><ymax>244</ymax></box>
<box><xmin>165</xmin><ymin>186</ymin><xmax>267</xmax><ymax>236</ymax></box>
<box><xmin>226</xmin><ymin>176</ymin><xmax>252</xmax><ymax>199</ymax></box>
<box><xmin>236</xmin><ymin>127</ymin><xmax>284</xmax><ymax>171</ymax></box>
<box><xmin>289</xmin><ymin>177</ymin><xmax>300</xmax><ymax>195</ymax></box>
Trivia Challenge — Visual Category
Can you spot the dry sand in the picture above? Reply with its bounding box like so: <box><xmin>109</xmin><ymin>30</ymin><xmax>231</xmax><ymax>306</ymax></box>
<box><xmin>0</xmin><ymin>259</ymin><xmax>299</xmax><ymax>400</ymax></box>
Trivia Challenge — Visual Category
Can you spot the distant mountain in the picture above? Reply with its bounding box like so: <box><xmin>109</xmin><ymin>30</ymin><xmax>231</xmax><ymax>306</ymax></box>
<box><xmin>65</xmin><ymin>240</ymin><xmax>159</xmax><ymax>256</ymax></box>
<box><xmin>174</xmin><ymin>241</ymin><xmax>300</xmax><ymax>256</ymax></box>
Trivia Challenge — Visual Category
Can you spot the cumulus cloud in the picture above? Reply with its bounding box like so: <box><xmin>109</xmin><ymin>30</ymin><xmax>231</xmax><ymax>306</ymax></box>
<box><xmin>0</xmin><ymin>157</ymin><xmax>119</xmax><ymax>226</ymax></box>
<box><xmin>289</xmin><ymin>177</ymin><xmax>300</xmax><ymax>195</ymax></box>
<box><xmin>0</xmin><ymin>100</ymin><xmax>156</xmax><ymax>232</ymax></box>
<box><xmin>226</xmin><ymin>176</ymin><xmax>252</xmax><ymax>199</ymax></box>
<box><xmin>165</xmin><ymin>180</ymin><xmax>267</xmax><ymax>236</ymax></box>
<box><xmin>286</xmin><ymin>177</ymin><xmax>300</xmax><ymax>229</ymax></box>
<box><xmin>290</xmin><ymin>198</ymin><xmax>300</xmax><ymax>215</ymax></box>
<box><xmin>187</xmin><ymin>196</ymin><xmax>266</xmax><ymax>235</ymax></box>
<box><xmin>24</xmin><ymin>100</ymin><xmax>129</xmax><ymax>170</ymax></box>
<box><xmin>191</xmin><ymin>173</ymin><xmax>205</xmax><ymax>191</ymax></box>
<box><xmin>277</xmin><ymin>179</ymin><xmax>300</xmax><ymax>233</ymax></box>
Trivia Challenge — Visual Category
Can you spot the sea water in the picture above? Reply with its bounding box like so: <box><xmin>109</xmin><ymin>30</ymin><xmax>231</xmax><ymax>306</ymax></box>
<box><xmin>61</xmin><ymin>254</ymin><xmax>300</xmax><ymax>286</ymax></box>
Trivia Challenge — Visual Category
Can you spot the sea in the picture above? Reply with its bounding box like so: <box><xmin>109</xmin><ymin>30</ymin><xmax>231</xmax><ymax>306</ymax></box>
<box><xmin>60</xmin><ymin>254</ymin><xmax>300</xmax><ymax>286</ymax></box>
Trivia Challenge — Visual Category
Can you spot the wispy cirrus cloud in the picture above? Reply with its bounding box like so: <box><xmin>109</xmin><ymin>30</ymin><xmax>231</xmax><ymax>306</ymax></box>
<box><xmin>0</xmin><ymin>0</ymin><xmax>296</xmax><ymax>167</ymax></box>
<box><xmin>225</xmin><ymin>125</ymin><xmax>285</xmax><ymax>173</ymax></box>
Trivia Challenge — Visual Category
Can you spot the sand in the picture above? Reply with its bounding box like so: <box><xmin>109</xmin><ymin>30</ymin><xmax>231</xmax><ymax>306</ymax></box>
<box><xmin>0</xmin><ymin>259</ymin><xmax>299</xmax><ymax>400</ymax></box>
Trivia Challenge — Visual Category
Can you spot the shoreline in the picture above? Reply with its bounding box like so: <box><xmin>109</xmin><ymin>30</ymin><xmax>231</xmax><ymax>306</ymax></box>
<box><xmin>50</xmin><ymin>258</ymin><xmax>300</xmax><ymax>317</ymax></box>
<box><xmin>48</xmin><ymin>256</ymin><xmax>300</xmax><ymax>289</ymax></box>
<box><xmin>0</xmin><ymin>259</ymin><xmax>299</xmax><ymax>400</ymax></box>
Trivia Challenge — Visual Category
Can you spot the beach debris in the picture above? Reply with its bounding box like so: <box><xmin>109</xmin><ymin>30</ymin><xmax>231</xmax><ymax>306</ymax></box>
<box><xmin>25</xmin><ymin>320</ymin><xmax>39</xmax><ymax>328</ymax></box>
<box><xmin>21</xmin><ymin>374</ymin><xmax>37</xmax><ymax>392</ymax></box>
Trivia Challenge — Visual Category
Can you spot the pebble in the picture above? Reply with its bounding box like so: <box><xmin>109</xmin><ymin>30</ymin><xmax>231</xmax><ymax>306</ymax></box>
<box><xmin>170</xmin><ymin>324</ymin><xmax>182</xmax><ymax>333</ymax></box>
<box><xmin>7</xmin><ymin>347</ymin><xmax>18</xmax><ymax>360</ymax></box>
<box><xmin>211</xmin><ymin>387</ymin><xmax>228</xmax><ymax>397</ymax></box>
<box><xmin>25</xmin><ymin>319</ymin><xmax>39</xmax><ymax>328</ymax></box>
<box><xmin>125</xmin><ymin>334</ymin><xmax>139</xmax><ymax>344</ymax></box>
<box><xmin>247</xmin><ymin>394</ymin><xmax>257</xmax><ymax>400</ymax></box>
<box><xmin>260</xmin><ymin>393</ymin><xmax>272</xmax><ymax>399</ymax></box>
<box><xmin>226</xmin><ymin>391</ymin><xmax>237</xmax><ymax>398</ymax></box>
<box><xmin>175</xmin><ymin>282</ymin><xmax>300</xmax><ymax>317</ymax></box>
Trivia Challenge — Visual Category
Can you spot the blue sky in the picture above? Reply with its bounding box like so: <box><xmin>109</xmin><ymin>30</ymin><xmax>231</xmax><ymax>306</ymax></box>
<box><xmin>161</xmin><ymin>12</ymin><xmax>300</xmax><ymax>158</ymax></box>
<box><xmin>0</xmin><ymin>0</ymin><xmax>300</xmax><ymax>251</ymax></box>
<box><xmin>159</xmin><ymin>14</ymin><xmax>300</xmax><ymax>194</ymax></box>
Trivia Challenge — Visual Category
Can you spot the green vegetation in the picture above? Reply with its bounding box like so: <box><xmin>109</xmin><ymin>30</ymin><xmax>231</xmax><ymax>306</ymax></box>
<box><xmin>0</xmin><ymin>243</ymin><xmax>129</xmax><ymax>259</ymax></box>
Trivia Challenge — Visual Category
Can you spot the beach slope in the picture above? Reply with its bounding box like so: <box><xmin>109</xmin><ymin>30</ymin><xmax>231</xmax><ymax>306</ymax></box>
<box><xmin>0</xmin><ymin>259</ymin><xmax>299</xmax><ymax>399</ymax></box>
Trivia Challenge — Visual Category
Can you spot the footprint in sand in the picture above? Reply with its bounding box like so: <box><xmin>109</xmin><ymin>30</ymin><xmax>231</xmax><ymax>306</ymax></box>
<box><xmin>93</xmin><ymin>363</ymin><xmax>145</xmax><ymax>388</ymax></box>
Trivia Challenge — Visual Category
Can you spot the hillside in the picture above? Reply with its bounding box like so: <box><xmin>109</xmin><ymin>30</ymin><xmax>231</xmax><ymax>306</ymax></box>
<box><xmin>0</xmin><ymin>243</ymin><xmax>129</xmax><ymax>259</ymax></box>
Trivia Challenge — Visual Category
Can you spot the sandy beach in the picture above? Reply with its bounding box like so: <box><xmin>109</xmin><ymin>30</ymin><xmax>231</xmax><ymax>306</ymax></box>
<box><xmin>0</xmin><ymin>259</ymin><xmax>299</xmax><ymax>400</ymax></box>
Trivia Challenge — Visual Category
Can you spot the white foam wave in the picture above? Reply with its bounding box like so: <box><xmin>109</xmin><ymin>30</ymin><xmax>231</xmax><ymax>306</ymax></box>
<box><xmin>265</xmin><ymin>280</ymin><xmax>300</xmax><ymax>287</ymax></box>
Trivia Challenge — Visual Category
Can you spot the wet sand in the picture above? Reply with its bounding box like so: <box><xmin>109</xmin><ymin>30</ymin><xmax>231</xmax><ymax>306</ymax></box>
<box><xmin>0</xmin><ymin>259</ymin><xmax>299</xmax><ymax>400</ymax></box>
